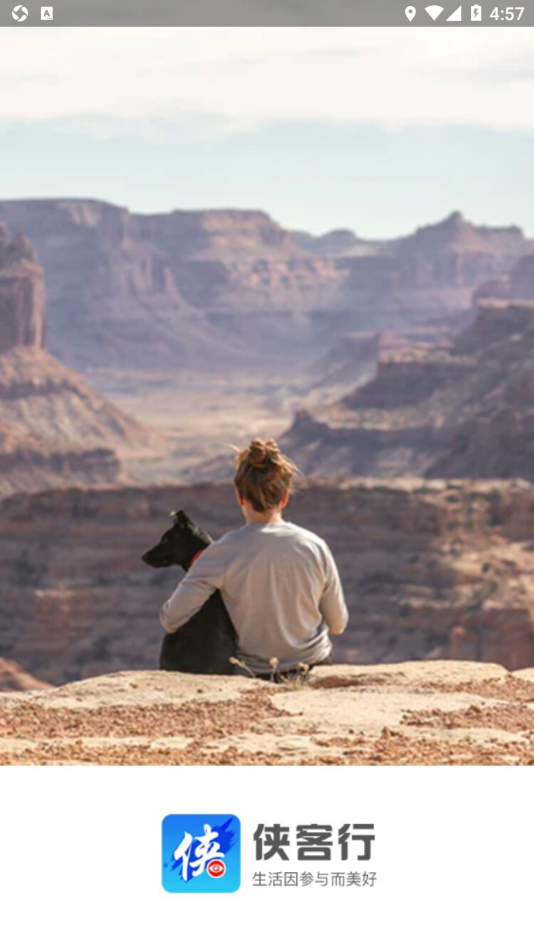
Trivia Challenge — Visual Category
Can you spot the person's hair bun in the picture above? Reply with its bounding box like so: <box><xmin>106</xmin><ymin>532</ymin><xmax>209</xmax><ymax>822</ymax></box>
<box><xmin>247</xmin><ymin>439</ymin><xmax>281</xmax><ymax>470</ymax></box>
<box><xmin>233</xmin><ymin>438</ymin><xmax>299</xmax><ymax>512</ymax></box>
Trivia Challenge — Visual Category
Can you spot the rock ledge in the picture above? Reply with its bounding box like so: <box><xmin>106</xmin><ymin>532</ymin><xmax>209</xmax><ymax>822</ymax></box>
<box><xmin>2</xmin><ymin>661</ymin><xmax>534</xmax><ymax>765</ymax></box>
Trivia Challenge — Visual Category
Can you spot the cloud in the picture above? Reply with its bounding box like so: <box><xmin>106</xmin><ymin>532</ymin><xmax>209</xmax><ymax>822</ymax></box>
<box><xmin>0</xmin><ymin>27</ymin><xmax>533</xmax><ymax>133</ymax></box>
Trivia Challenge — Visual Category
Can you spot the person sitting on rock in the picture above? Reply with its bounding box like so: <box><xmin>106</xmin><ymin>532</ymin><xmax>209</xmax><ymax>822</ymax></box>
<box><xmin>159</xmin><ymin>438</ymin><xmax>349</xmax><ymax>681</ymax></box>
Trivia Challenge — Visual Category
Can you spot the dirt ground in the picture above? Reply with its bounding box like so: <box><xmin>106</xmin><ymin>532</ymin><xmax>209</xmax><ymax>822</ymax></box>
<box><xmin>1</xmin><ymin>661</ymin><xmax>534</xmax><ymax>765</ymax></box>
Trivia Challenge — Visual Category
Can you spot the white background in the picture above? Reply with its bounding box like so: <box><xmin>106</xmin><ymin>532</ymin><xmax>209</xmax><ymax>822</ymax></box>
<box><xmin>0</xmin><ymin>765</ymin><xmax>531</xmax><ymax>948</ymax></box>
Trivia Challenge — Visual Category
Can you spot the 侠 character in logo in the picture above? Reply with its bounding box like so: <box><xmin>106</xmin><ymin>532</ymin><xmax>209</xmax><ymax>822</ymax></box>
<box><xmin>173</xmin><ymin>823</ymin><xmax>225</xmax><ymax>881</ymax></box>
<box><xmin>162</xmin><ymin>814</ymin><xmax>240</xmax><ymax>893</ymax></box>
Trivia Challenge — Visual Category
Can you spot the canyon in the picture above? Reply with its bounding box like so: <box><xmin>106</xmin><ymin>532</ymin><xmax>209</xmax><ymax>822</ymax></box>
<box><xmin>282</xmin><ymin>301</ymin><xmax>534</xmax><ymax>481</ymax></box>
<box><xmin>1</xmin><ymin>478</ymin><xmax>534</xmax><ymax>688</ymax></box>
<box><xmin>0</xmin><ymin>201</ymin><xmax>529</xmax><ymax>382</ymax></box>
<box><xmin>3</xmin><ymin>201</ymin><xmax>533</xmax><ymax>483</ymax></box>
<box><xmin>3</xmin><ymin>201</ymin><xmax>534</xmax><ymax>723</ymax></box>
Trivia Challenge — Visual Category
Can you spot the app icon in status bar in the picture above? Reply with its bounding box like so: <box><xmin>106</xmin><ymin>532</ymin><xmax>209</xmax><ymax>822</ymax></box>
<box><xmin>41</xmin><ymin>5</ymin><xmax>53</xmax><ymax>18</ymax></box>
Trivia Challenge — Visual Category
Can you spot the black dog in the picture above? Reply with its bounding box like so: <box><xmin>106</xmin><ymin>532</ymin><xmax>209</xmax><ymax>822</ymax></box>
<box><xmin>142</xmin><ymin>510</ymin><xmax>237</xmax><ymax>675</ymax></box>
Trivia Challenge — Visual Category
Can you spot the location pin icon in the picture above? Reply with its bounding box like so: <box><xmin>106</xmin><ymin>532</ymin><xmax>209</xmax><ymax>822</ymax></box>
<box><xmin>405</xmin><ymin>5</ymin><xmax>416</xmax><ymax>19</ymax></box>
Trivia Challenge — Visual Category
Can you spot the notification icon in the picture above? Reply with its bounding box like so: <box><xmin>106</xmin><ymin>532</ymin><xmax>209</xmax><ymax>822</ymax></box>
<box><xmin>405</xmin><ymin>6</ymin><xmax>416</xmax><ymax>19</ymax></box>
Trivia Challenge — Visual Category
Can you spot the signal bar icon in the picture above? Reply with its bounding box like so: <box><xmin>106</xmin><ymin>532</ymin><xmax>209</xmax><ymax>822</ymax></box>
<box><xmin>447</xmin><ymin>5</ymin><xmax>462</xmax><ymax>18</ymax></box>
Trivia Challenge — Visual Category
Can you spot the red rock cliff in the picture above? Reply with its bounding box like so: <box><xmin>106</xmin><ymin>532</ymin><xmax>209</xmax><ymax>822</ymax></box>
<box><xmin>0</xmin><ymin>225</ymin><xmax>44</xmax><ymax>352</ymax></box>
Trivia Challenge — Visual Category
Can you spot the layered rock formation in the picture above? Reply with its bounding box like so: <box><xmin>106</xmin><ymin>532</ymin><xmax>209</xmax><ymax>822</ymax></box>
<box><xmin>0</xmin><ymin>225</ymin><xmax>44</xmax><ymax>351</ymax></box>
<box><xmin>2</xmin><ymin>478</ymin><xmax>534</xmax><ymax>686</ymax></box>
<box><xmin>474</xmin><ymin>252</ymin><xmax>534</xmax><ymax>305</ymax></box>
<box><xmin>0</xmin><ymin>201</ymin><xmax>529</xmax><ymax>374</ymax></box>
<box><xmin>1</xmin><ymin>662</ymin><xmax>534</xmax><ymax>765</ymax></box>
<box><xmin>0</xmin><ymin>346</ymin><xmax>151</xmax><ymax>450</ymax></box>
<box><xmin>283</xmin><ymin>301</ymin><xmax>534</xmax><ymax>480</ymax></box>
<box><xmin>0</xmin><ymin>416</ymin><xmax>120</xmax><ymax>496</ymax></box>
<box><xmin>309</xmin><ymin>332</ymin><xmax>380</xmax><ymax>393</ymax></box>
<box><xmin>0</xmin><ymin>223</ymin><xmax>158</xmax><ymax>495</ymax></box>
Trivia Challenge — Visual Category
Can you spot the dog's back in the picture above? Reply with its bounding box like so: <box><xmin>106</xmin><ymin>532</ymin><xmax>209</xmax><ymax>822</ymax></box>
<box><xmin>143</xmin><ymin>510</ymin><xmax>237</xmax><ymax>675</ymax></box>
<box><xmin>159</xmin><ymin>590</ymin><xmax>236</xmax><ymax>674</ymax></box>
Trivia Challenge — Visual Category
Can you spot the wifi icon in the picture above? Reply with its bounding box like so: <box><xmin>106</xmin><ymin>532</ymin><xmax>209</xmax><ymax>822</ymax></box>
<box><xmin>425</xmin><ymin>4</ymin><xmax>444</xmax><ymax>17</ymax></box>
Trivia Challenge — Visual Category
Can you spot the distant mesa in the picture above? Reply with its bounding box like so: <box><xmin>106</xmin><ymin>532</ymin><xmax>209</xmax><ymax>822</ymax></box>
<box><xmin>0</xmin><ymin>199</ymin><xmax>529</xmax><ymax>375</ymax></box>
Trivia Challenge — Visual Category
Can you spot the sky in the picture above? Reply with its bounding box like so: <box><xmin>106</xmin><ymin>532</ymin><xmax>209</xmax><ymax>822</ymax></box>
<box><xmin>0</xmin><ymin>27</ymin><xmax>533</xmax><ymax>237</ymax></box>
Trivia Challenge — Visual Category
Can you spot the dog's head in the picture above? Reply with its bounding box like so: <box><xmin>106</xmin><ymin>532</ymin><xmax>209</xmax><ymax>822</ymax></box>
<box><xmin>142</xmin><ymin>510</ymin><xmax>212</xmax><ymax>570</ymax></box>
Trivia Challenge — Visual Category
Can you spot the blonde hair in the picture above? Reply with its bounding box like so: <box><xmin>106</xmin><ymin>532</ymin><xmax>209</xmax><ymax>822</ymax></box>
<box><xmin>233</xmin><ymin>439</ymin><xmax>299</xmax><ymax>513</ymax></box>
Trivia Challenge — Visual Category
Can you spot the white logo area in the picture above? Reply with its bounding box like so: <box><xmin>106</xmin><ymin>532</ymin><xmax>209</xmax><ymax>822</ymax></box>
<box><xmin>41</xmin><ymin>6</ymin><xmax>53</xmax><ymax>18</ymax></box>
<box><xmin>12</xmin><ymin>5</ymin><xmax>28</xmax><ymax>20</ymax></box>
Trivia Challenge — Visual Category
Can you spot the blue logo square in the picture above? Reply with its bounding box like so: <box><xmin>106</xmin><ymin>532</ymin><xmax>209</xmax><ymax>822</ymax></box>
<box><xmin>162</xmin><ymin>814</ymin><xmax>241</xmax><ymax>893</ymax></box>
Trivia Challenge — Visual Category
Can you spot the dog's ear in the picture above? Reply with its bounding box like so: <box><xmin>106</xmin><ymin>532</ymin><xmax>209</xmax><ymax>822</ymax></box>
<box><xmin>171</xmin><ymin>509</ymin><xmax>190</xmax><ymax>527</ymax></box>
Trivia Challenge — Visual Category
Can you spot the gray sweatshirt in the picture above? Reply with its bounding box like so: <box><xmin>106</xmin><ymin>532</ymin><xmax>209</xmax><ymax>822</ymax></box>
<box><xmin>160</xmin><ymin>519</ymin><xmax>349</xmax><ymax>674</ymax></box>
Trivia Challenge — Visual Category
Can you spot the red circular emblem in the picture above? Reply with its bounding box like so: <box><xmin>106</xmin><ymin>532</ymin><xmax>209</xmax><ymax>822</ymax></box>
<box><xmin>207</xmin><ymin>859</ymin><xmax>226</xmax><ymax>878</ymax></box>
